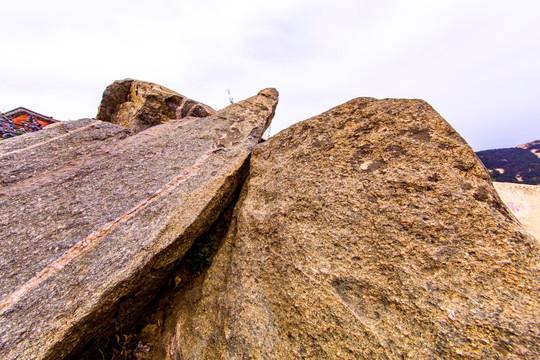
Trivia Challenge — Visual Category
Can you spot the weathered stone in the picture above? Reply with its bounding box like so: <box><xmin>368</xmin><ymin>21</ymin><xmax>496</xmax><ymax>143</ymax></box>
<box><xmin>0</xmin><ymin>118</ymin><xmax>109</xmax><ymax>155</ymax></box>
<box><xmin>152</xmin><ymin>98</ymin><xmax>540</xmax><ymax>359</ymax></box>
<box><xmin>96</xmin><ymin>79</ymin><xmax>215</xmax><ymax>133</ymax></box>
<box><xmin>0</xmin><ymin>119</ymin><xmax>131</xmax><ymax>185</ymax></box>
<box><xmin>494</xmin><ymin>182</ymin><xmax>540</xmax><ymax>240</ymax></box>
<box><xmin>0</xmin><ymin>88</ymin><xmax>277</xmax><ymax>360</ymax></box>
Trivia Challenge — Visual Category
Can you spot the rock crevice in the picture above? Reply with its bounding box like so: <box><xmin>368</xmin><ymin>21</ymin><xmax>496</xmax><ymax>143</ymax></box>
<box><xmin>1</xmin><ymin>83</ymin><xmax>538</xmax><ymax>360</ymax></box>
<box><xmin>0</xmin><ymin>85</ymin><xmax>278</xmax><ymax>360</ymax></box>
<box><xmin>138</xmin><ymin>97</ymin><xmax>539</xmax><ymax>359</ymax></box>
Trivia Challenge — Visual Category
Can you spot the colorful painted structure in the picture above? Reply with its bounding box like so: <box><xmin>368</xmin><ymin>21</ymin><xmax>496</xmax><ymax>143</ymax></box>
<box><xmin>1</xmin><ymin>107</ymin><xmax>58</xmax><ymax>139</ymax></box>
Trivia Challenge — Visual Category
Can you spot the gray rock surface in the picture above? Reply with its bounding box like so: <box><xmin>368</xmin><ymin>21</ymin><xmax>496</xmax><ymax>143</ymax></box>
<box><xmin>150</xmin><ymin>98</ymin><xmax>540</xmax><ymax>359</ymax></box>
<box><xmin>96</xmin><ymin>79</ymin><xmax>215</xmax><ymax>133</ymax></box>
<box><xmin>0</xmin><ymin>88</ymin><xmax>277</xmax><ymax>360</ymax></box>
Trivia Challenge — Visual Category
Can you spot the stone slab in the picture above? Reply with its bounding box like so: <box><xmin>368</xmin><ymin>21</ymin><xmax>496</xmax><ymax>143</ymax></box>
<box><xmin>0</xmin><ymin>88</ymin><xmax>277</xmax><ymax>360</ymax></box>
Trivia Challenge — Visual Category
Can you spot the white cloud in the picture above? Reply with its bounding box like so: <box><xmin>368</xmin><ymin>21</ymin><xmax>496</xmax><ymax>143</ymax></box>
<box><xmin>1</xmin><ymin>0</ymin><xmax>538</xmax><ymax>149</ymax></box>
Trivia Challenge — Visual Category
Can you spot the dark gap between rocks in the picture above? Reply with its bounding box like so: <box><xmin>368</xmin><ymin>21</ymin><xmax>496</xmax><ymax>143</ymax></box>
<box><xmin>67</xmin><ymin>191</ymin><xmax>239</xmax><ymax>360</ymax></box>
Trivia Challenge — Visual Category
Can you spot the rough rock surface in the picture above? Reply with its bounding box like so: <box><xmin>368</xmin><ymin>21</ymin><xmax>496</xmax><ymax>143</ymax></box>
<box><xmin>96</xmin><ymin>79</ymin><xmax>215</xmax><ymax>133</ymax></box>
<box><xmin>494</xmin><ymin>182</ymin><xmax>540</xmax><ymax>240</ymax></box>
<box><xmin>151</xmin><ymin>98</ymin><xmax>540</xmax><ymax>359</ymax></box>
<box><xmin>0</xmin><ymin>88</ymin><xmax>277</xmax><ymax>360</ymax></box>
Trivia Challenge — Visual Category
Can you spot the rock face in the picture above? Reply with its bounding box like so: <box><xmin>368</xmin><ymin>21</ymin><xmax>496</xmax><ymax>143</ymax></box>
<box><xmin>96</xmin><ymin>79</ymin><xmax>215</xmax><ymax>133</ymax></box>
<box><xmin>494</xmin><ymin>182</ymin><xmax>540</xmax><ymax>240</ymax></box>
<box><xmin>0</xmin><ymin>88</ymin><xmax>277</xmax><ymax>360</ymax></box>
<box><xmin>152</xmin><ymin>98</ymin><xmax>540</xmax><ymax>359</ymax></box>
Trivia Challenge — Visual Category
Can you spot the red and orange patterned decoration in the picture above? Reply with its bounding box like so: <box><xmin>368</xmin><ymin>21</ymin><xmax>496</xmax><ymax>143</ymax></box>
<box><xmin>1</xmin><ymin>107</ymin><xmax>58</xmax><ymax>139</ymax></box>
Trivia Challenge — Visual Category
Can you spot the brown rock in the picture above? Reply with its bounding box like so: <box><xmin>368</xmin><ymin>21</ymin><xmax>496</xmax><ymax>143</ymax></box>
<box><xmin>96</xmin><ymin>79</ymin><xmax>215</xmax><ymax>133</ymax></box>
<box><xmin>155</xmin><ymin>98</ymin><xmax>540</xmax><ymax>359</ymax></box>
<box><xmin>494</xmin><ymin>182</ymin><xmax>540</xmax><ymax>240</ymax></box>
<box><xmin>0</xmin><ymin>88</ymin><xmax>277</xmax><ymax>360</ymax></box>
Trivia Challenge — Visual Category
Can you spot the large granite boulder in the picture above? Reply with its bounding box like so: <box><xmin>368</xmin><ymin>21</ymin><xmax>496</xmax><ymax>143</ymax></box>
<box><xmin>149</xmin><ymin>98</ymin><xmax>540</xmax><ymax>359</ymax></box>
<box><xmin>0</xmin><ymin>88</ymin><xmax>277</xmax><ymax>360</ymax></box>
<box><xmin>494</xmin><ymin>182</ymin><xmax>540</xmax><ymax>240</ymax></box>
<box><xmin>96</xmin><ymin>79</ymin><xmax>215</xmax><ymax>133</ymax></box>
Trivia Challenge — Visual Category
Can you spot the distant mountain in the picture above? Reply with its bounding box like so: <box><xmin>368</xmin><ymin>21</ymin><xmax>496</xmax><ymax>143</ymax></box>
<box><xmin>476</xmin><ymin>140</ymin><xmax>540</xmax><ymax>185</ymax></box>
<box><xmin>517</xmin><ymin>140</ymin><xmax>540</xmax><ymax>157</ymax></box>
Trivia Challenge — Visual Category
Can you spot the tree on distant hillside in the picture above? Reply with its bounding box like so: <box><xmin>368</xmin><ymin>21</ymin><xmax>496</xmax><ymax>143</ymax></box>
<box><xmin>476</xmin><ymin>148</ymin><xmax>540</xmax><ymax>185</ymax></box>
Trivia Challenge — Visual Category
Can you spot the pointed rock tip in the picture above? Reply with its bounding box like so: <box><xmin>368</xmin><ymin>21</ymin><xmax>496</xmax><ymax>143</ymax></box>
<box><xmin>257</xmin><ymin>88</ymin><xmax>279</xmax><ymax>99</ymax></box>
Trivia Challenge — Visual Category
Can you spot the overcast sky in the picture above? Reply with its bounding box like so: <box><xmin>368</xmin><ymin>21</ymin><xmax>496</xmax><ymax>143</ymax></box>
<box><xmin>1</xmin><ymin>0</ymin><xmax>539</xmax><ymax>150</ymax></box>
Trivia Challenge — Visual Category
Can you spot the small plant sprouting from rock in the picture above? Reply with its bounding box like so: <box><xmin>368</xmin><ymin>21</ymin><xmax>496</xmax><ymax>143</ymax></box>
<box><xmin>111</xmin><ymin>333</ymin><xmax>134</xmax><ymax>360</ymax></box>
<box><xmin>91</xmin><ymin>328</ymin><xmax>137</xmax><ymax>360</ymax></box>
<box><xmin>227</xmin><ymin>89</ymin><xmax>235</xmax><ymax>104</ymax></box>
<box><xmin>187</xmin><ymin>233</ymin><xmax>218</xmax><ymax>273</ymax></box>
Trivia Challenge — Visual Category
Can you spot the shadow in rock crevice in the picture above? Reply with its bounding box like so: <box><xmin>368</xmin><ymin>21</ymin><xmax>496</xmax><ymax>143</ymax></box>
<box><xmin>65</xmin><ymin>173</ymin><xmax>243</xmax><ymax>360</ymax></box>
